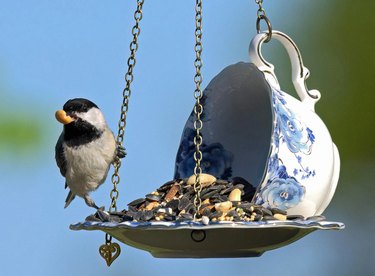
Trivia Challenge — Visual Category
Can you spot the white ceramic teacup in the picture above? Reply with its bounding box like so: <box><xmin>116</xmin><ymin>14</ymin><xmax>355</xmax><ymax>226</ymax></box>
<box><xmin>174</xmin><ymin>30</ymin><xmax>340</xmax><ymax>218</ymax></box>
<box><xmin>249</xmin><ymin>31</ymin><xmax>340</xmax><ymax>217</ymax></box>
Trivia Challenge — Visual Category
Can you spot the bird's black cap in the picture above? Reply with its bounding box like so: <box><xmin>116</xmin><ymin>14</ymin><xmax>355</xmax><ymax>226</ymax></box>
<box><xmin>63</xmin><ymin>98</ymin><xmax>98</xmax><ymax>114</ymax></box>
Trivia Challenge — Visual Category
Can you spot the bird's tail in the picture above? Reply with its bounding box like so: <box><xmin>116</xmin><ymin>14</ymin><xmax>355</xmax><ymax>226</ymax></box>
<box><xmin>64</xmin><ymin>190</ymin><xmax>76</xmax><ymax>208</ymax></box>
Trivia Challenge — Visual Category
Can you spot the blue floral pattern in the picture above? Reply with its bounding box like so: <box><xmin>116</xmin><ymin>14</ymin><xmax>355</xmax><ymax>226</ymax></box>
<box><xmin>175</xmin><ymin>128</ymin><xmax>234</xmax><ymax>180</ymax></box>
<box><xmin>256</xmin><ymin>88</ymin><xmax>316</xmax><ymax>211</ymax></box>
<box><xmin>260</xmin><ymin>176</ymin><xmax>306</xmax><ymax>210</ymax></box>
<box><xmin>274</xmin><ymin>90</ymin><xmax>313</xmax><ymax>155</ymax></box>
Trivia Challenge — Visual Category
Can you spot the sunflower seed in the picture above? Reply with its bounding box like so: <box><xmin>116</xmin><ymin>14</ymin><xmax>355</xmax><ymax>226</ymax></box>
<box><xmin>178</xmin><ymin>196</ymin><xmax>191</xmax><ymax>211</ymax></box>
<box><xmin>108</xmin><ymin>216</ymin><xmax>123</xmax><ymax>223</ymax></box>
<box><xmin>164</xmin><ymin>184</ymin><xmax>180</xmax><ymax>202</ymax></box>
<box><xmin>226</xmin><ymin>210</ymin><xmax>239</xmax><ymax>217</ymax></box>
<box><xmin>201</xmin><ymin>190</ymin><xmax>219</xmax><ymax>200</ymax></box>
<box><xmin>185</xmin><ymin>203</ymin><xmax>196</xmax><ymax>214</ymax></box>
<box><xmin>127</xmin><ymin>197</ymin><xmax>146</xmax><ymax>207</ymax></box>
<box><xmin>120</xmin><ymin>214</ymin><xmax>133</xmax><ymax>222</ymax></box>
<box><xmin>209</xmin><ymin>211</ymin><xmax>223</xmax><ymax>219</ymax></box>
<box><xmin>219</xmin><ymin>185</ymin><xmax>235</xmax><ymax>195</ymax></box>
<box><xmin>287</xmin><ymin>215</ymin><xmax>305</xmax><ymax>220</ymax></box>
<box><xmin>165</xmin><ymin>199</ymin><xmax>179</xmax><ymax>210</ymax></box>
<box><xmin>201</xmin><ymin>207</ymin><xmax>212</xmax><ymax>217</ymax></box>
<box><xmin>146</xmin><ymin>194</ymin><xmax>161</xmax><ymax>202</ymax></box>
<box><xmin>157</xmin><ymin>208</ymin><xmax>173</xmax><ymax>215</ymax></box>
<box><xmin>132</xmin><ymin>211</ymin><xmax>143</xmax><ymax>221</ymax></box>
<box><xmin>157</xmin><ymin>180</ymin><xmax>177</xmax><ymax>192</ymax></box>
<box><xmin>164</xmin><ymin>215</ymin><xmax>177</xmax><ymax>221</ymax></box>
<box><xmin>261</xmin><ymin>207</ymin><xmax>273</xmax><ymax>216</ymax></box>
<box><xmin>179</xmin><ymin>213</ymin><xmax>193</xmax><ymax>220</ymax></box>
<box><xmin>263</xmin><ymin>215</ymin><xmax>276</xmax><ymax>220</ymax></box>
<box><xmin>85</xmin><ymin>214</ymin><xmax>101</xmax><ymax>222</ymax></box>
<box><xmin>271</xmin><ymin>208</ymin><xmax>287</xmax><ymax>215</ymax></box>
<box><xmin>97</xmin><ymin>210</ymin><xmax>111</xmax><ymax>222</ymax></box>
<box><xmin>142</xmin><ymin>210</ymin><xmax>155</xmax><ymax>221</ymax></box>
<box><xmin>215</xmin><ymin>179</ymin><xmax>229</xmax><ymax>185</ymax></box>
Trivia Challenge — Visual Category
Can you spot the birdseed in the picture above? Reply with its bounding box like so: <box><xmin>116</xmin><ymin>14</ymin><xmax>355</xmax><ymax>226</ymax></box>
<box><xmin>87</xmin><ymin>177</ymin><xmax>310</xmax><ymax>224</ymax></box>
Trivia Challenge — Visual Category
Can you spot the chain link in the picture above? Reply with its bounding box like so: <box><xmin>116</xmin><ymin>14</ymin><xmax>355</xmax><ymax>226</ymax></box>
<box><xmin>109</xmin><ymin>0</ymin><xmax>145</xmax><ymax>213</ymax></box>
<box><xmin>255</xmin><ymin>0</ymin><xmax>272</xmax><ymax>43</ymax></box>
<box><xmin>255</xmin><ymin>0</ymin><xmax>266</xmax><ymax>18</ymax></box>
<box><xmin>193</xmin><ymin>0</ymin><xmax>204</xmax><ymax>220</ymax></box>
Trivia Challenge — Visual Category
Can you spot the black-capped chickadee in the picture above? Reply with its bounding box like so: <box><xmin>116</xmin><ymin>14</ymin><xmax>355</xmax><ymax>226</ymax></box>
<box><xmin>55</xmin><ymin>98</ymin><xmax>125</xmax><ymax>209</ymax></box>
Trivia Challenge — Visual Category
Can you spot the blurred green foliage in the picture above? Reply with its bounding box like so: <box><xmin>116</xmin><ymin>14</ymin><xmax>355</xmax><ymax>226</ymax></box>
<box><xmin>315</xmin><ymin>0</ymin><xmax>375</xmax><ymax>161</ymax></box>
<box><xmin>0</xmin><ymin>114</ymin><xmax>42</xmax><ymax>154</ymax></box>
<box><xmin>0</xmin><ymin>87</ymin><xmax>43</xmax><ymax>158</ymax></box>
<box><xmin>266</xmin><ymin>1</ymin><xmax>374</xmax><ymax>165</ymax></box>
<box><xmin>301</xmin><ymin>1</ymin><xmax>375</xmax><ymax>162</ymax></box>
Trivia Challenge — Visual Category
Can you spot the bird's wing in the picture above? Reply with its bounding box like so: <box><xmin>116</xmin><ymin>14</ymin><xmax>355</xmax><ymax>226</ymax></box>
<box><xmin>55</xmin><ymin>133</ymin><xmax>67</xmax><ymax>177</ymax></box>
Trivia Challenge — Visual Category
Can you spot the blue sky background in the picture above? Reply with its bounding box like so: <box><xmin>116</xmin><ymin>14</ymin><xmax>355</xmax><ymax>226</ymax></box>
<box><xmin>1</xmin><ymin>1</ymin><xmax>374</xmax><ymax>275</ymax></box>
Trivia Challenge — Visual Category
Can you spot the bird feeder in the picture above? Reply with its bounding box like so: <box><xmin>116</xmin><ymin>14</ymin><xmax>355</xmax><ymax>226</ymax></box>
<box><xmin>70</xmin><ymin>0</ymin><xmax>344</xmax><ymax>264</ymax></box>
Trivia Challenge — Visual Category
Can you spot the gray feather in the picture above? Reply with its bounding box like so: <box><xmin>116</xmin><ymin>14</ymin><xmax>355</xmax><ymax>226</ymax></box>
<box><xmin>55</xmin><ymin>133</ymin><xmax>67</xmax><ymax>177</ymax></box>
<box><xmin>64</xmin><ymin>190</ymin><xmax>76</xmax><ymax>208</ymax></box>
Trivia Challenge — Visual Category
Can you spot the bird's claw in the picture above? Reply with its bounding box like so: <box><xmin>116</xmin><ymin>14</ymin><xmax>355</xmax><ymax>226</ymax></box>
<box><xmin>117</xmin><ymin>145</ymin><xmax>127</xmax><ymax>159</ymax></box>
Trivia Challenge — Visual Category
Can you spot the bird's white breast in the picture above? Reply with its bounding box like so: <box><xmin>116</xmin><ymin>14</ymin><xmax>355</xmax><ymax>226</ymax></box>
<box><xmin>64</xmin><ymin>129</ymin><xmax>116</xmax><ymax>197</ymax></box>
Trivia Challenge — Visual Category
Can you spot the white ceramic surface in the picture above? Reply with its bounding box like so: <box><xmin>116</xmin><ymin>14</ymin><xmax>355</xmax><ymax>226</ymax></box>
<box><xmin>249</xmin><ymin>31</ymin><xmax>340</xmax><ymax>217</ymax></box>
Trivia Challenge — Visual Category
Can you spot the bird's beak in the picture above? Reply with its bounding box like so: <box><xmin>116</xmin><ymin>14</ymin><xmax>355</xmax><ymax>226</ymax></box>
<box><xmin>55</xmin><ymin>110</ymin><xmax>74</xmax><ymax>125</ymax></box>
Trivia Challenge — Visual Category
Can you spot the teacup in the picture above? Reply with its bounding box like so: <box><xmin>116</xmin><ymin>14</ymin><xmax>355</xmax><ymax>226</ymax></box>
<box><xmin>249</xmin><ymin>31</ymin><xmax>340</xmax><ymax>217</ymax></box>
<box><xmin>174</xmin><ymin>30</ymin><xmax>340</xmax><ymax>218</ymax></box>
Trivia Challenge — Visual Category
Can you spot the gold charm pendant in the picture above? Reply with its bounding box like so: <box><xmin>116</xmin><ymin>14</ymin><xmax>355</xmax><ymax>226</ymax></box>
<box><xmin>99</xmin><ymin>234</ymin><xmax>121</xmax><ymax>266</ymax></box>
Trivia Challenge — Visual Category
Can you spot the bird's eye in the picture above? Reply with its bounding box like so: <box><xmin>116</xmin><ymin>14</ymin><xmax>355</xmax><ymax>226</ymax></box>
<box><xmin>82</xmin><ymin>106</ymin><xmax>88</xmax><ymax>112</ymax></box>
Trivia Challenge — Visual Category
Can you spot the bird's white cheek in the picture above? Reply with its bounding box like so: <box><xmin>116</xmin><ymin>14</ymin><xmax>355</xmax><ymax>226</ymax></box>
<box><xmin>76</xmin><ymin>108</ymin><xmax>107</xmax><ymax>131</ymax></box>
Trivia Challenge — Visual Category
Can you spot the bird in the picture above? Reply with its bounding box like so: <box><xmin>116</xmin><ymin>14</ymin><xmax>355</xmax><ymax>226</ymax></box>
<box><xmin>55</xmin><ymin>98</ymin><xmax>126</xmax><ymax>209</ymax></box>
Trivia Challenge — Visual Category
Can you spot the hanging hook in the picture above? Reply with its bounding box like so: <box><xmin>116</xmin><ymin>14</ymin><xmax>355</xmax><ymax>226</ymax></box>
<box><xmin>256</xmin><ymin>14</ymin><xmax>272</xmax><ymax>43</ymax></box>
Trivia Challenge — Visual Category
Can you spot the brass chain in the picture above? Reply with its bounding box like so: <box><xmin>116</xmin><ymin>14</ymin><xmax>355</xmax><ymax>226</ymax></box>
<box><xmin>255</xmin><ymin>0</ymin><xmax>266</xmax><ymax>18</ymax></box>
<box><xmin>193</xmin><ymin>0</ymin><xmax>204</xmax><ymax>220</ymax></box>
<box><xmin>110</xmin><ymin>0</ymin><xmax>145</xmax><ymax>213</ymax></box>
<box><xmin>255</xmin><ymin>0</ymin><xmax>272</xmax><ymax>43</ymax></box>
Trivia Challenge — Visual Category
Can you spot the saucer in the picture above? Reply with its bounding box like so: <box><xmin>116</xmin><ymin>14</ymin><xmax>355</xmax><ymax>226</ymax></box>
<box><xmin>70</xmin><ymin>219</ymin><xmax>344</xmax><ymax>258</ymax></box>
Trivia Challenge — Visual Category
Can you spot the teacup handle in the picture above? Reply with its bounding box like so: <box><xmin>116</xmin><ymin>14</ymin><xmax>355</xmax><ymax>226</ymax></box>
<box><xmin>249</xmin><ymin>30</ymin><xmax>321</xmax><ymax>111</ymax></box>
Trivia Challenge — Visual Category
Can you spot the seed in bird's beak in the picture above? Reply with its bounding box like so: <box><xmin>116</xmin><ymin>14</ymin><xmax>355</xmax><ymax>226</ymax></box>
<box><xmin>55</xmin><ymin>110</ymin><xmax>74</xmax><ymax>125</ymax></box>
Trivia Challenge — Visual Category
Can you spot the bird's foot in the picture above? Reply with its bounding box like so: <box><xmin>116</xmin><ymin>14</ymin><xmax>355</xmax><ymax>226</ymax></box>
<box><xmin>116</xmin><ymin>145</ymin><xmax>127</xmax><ymax>159</ymax></box>
<box><xmin>97</xmin><ymin>206</ymin><xmax>105</xmax><ymax>211</ymax></box>
<box><xmin>84</xmin><ymin>195</ymin><xmax>100</xmax><ymax>210</ymax></box>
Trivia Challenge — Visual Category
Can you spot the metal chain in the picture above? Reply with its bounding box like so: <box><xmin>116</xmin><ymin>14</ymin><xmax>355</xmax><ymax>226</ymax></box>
<box><xmin>255</xmin><ymin>0</ymin><xmax>272</xmax><ymax>43</ymax></box>
<box><xmin>109</xmin><ymin>0</ymin><xmax>144</xmax><ymax>213</ymax></box>
<box><xmin>255</xmin><ymin>0</ymin><xmax>266</xmax><ymax>18</ymax></box>
<box><xmin>193</xmin><ymin>0</ymin><xmax>204</xmax><ymax>220</ymax></box>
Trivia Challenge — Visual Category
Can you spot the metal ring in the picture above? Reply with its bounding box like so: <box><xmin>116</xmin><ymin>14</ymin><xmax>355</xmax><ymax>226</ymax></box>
<box><xmin>105</xmin><ymin>233</ymin><xmax>112</xmax><ymax>244</ymax></box>
<box><xmin>191</xmin><ymin>230</ymin><xmax>206</xmax><ymax>242</ymax></box>
<box><xmin>256</xmin><ymin>15</ymin><xmax>272</xmax><ymax>43</ymax></box>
